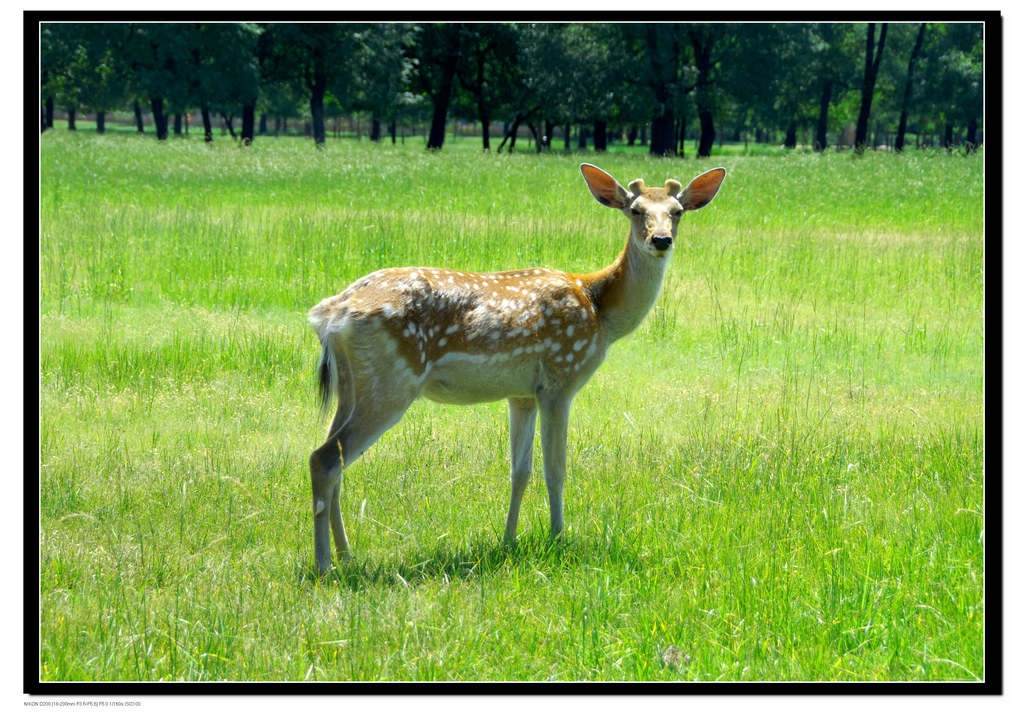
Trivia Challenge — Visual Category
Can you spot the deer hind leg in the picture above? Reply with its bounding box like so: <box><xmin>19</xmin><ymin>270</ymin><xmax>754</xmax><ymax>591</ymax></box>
<box><xmin>310</xmin><ymin>374</ymin><xmax>418</xmax><ymax>575</ymax></box>
<box><xmin>311</xmin><ymin>404</ymin><xmax>353</xmax><ymax>575</ymax></box>
<box><xmin>504</xmin><ymin>397</ymin><xmax>538</xmax><ymax>545</ymax></box>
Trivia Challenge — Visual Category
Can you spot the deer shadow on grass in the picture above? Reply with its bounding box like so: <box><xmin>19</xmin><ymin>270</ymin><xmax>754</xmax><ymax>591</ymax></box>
<box><xmin>297</xmin><ymin>528</ymin><xmax>643</xmax><ymax>591</ymax></box>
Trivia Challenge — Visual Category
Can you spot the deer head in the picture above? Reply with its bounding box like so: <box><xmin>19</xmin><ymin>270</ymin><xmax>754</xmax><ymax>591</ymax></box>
<box><xmin>580</xmin><ymin>163</ymin><xmax>727</xmax><ymax>257</ymax></box>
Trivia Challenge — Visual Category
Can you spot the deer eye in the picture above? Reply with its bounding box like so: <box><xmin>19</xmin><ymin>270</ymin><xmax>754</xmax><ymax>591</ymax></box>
<box><xmin>671</xmin><ymin>209</ymin><xmax>683</xmax><ymax>218</ymax></box>
<box><xmin>630</xmin><ymin>207</ymin><xmax>644</xmax><ymax>216</ymax></box>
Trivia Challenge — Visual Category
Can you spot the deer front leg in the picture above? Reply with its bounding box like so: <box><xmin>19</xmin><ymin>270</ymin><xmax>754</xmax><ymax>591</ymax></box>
<box><xmin>504</xmin><ymin>397</ymin><xmax>538</xmax><ymax>544</ymax></box>
<box><xmin>539</xmin><ymin>394</ymin><xmax>572</xmax><ymax>537</ymax></box>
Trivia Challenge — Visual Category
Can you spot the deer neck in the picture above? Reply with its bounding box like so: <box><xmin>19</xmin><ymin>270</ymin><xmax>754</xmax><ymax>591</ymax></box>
<box><xmin>582</xmin><ymin>234</ymin><xmax>669</xmax><ymax>343</ymax></box>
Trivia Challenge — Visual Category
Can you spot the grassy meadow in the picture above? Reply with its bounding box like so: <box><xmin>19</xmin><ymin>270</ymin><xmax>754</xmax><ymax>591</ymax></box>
<box><xmin>38</xmin><ymin>131</ymin><xmax>984</xmax><ymax>682</ymax></box>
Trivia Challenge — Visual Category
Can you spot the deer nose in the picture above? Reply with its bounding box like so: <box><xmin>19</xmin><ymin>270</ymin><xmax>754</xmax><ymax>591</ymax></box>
<box><xmin>652</xmin><ymin>235</ymin><xmax>673</xmax><ymax>251</ymax></box>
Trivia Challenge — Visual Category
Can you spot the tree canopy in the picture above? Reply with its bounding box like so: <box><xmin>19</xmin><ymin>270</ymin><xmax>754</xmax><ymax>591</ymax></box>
<box><xmin>39</xmin><ymin>21</ymin><xmax>986</xmax><ymax>153</ymax></box>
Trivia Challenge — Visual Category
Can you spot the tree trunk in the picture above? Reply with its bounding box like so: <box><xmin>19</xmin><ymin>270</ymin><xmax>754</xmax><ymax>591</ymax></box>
<box><xmin>784</xmin><ymin>121</ymin><xmax>797</xmax><ymax>149</ymax></box>
<box><xmin>150</xmin><ymin>97</ymin><xmax>168</xmax><ymax>140</ymax></box>
<box><xmin>895</xmin><ymin>23</ymin><xmax>926</xmax><ymax>152</ymax></box>
<box><xmin>310</xmin><ymin>56</ymin><xmax>327</xmax><ymax>146</ymax></box>
<box><xmin>564</xmin><ymin>124</ymin><xmax>571</xmax><ymax>152</ymax></box>
<box><xmin>222</xmin><ymin>114</ymin><xmax>237</xmax><ymax>139</ymax></box>
<box><xmin>645</xmin><ymin>25</ymin><xmax>683</xmax><ymax>158</ymax></box>
<box><xmin>43</xmin><ymin>96</ymin><xmax>54</xmax><ymax>131</ymax></box>
<box><xmin>133</xmin><ymin>100</ymin><xmax>145</xmax><ymax>134</ymax></box>
<box><xmin>627</xmin><ymin>125</ymin><xmax>637</xmax><ymax>146</ymax></box>
<box><xmin>942</xmin><ymin>122</ymin><xmax>953</xmax><ymax>150</ymax></box>
<box><xmin>96</xmin><ymin>111</ymin><xmax>105</xmax><ymax>134</ymax></box>
<box><xmin>650</xmin><ymin>112</ymin><xmax>675</xmax><ymax>156</ymax></box>
<box><xmin>814</xmin><ymin>80</ymin><xmax>832</xmax><ymax>152</ymax></box>
<box><xmin>528</xmin><ymin>122</ymin><xmax>543</xmax><ymax>153</ymax></box>
<box><xmin>697</xmin><ymin>110</ymin><xmax>715</xmax><ymax>158</ymax></box>
<box><xmin>577</xmin><ymin>124</ymin><xmax>587</xmax><ymax>150</ymax></box>
<box><xmin>691</xmin><ymin>28</ymin><xmax>715</xmax><ymax>158</ymax></box>
<box><xmin>966</xmin><ymin>116</ymin><xmax>979</xmax><ymax>152</ymax></box>
<box><xmin>67</xmin><ymin>105</ymin><xmax>76</xmax><ymax>130</ymax></box>
<box><xmin>593</xmin><ymin>120</ymin><xmax>607</xmax><ymax>152</ymax></box>
<box><xmin>427</xmin><ymin>34</ymin><xmax>460</xmax><ymax>150</ymax></box>
<box><xmin>678</xmin><ymin>114</ymin><xmax>686</xmax><ymax>158</ymax></box>
<box><xmin>389</xmin><ymin>119</ymin><xmax>397</xmax><ymax>144</ymax></box>
<box><xmin>497</xmin><ymin>114</ymin><xmax>523</xmax><ymax>153</ymax></box>
<box><xmin>544</xmin><ymin>120</ymin><xmax>555</xmax><ymax>150</ymax></box>
<box><xmin>370</xmin><ymin>116</ymin><xmax>382</xmax><ymax>142</ymax></box>
<box><xmin>259</xmin><ymin>113</ymin><xmax>267</xmax><ymax>135</ymax></box>
<box><xmin>201</xmin><ymin>105</ymin><xmax>213</xmax><ymax>142</ymax></box>
<box><xmin>855</xmin><ymin>22</ymin><xmax>888</xmax><ymax>152</ymax></box>
<box><xmin>173</xmin><ymin>113</ymin><xmax>182</xmax><ymax>136</ymax></box>
<box><xmin>241</xmin><ymin>104</ymin><xmax>255</xmax><ymax>145</ymax></box>
<box><xmin>480</xmin><ymin>110</ymin><xmax>490</xmax><ymax>150</ymax></box>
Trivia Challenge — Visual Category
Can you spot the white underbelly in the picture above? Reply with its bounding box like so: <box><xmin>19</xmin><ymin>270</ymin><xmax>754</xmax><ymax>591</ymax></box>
<box><xmin>421</xmin><ymin>352</ymin><xmax>540</xmax><ymax>404</ymax></box>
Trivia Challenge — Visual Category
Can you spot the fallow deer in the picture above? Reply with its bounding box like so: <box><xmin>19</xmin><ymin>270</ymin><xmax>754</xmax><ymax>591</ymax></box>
<box><xmin>307</xmin><ymin>163</ymin><xmax>726</xmax><ymax>575</ymax></box>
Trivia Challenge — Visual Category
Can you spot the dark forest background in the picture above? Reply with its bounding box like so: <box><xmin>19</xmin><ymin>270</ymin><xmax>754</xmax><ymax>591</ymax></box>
<box><xmin>39</xmin><ymin>22</ymin><xmax>984</xmax><ymax>154</ymax></box>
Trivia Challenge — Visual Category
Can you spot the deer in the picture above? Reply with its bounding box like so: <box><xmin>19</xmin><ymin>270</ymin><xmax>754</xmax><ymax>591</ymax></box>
<box><xmin>307</xmin><ymin>163</ymin><xmax>726</xmax><ymax>575</ymax></box>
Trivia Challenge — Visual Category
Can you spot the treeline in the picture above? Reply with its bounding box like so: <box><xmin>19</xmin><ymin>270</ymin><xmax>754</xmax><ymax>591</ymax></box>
<box><xmin>39</xmin><ymin>22</ymin><xmax>984</xmax><ymax>154</ymax></box>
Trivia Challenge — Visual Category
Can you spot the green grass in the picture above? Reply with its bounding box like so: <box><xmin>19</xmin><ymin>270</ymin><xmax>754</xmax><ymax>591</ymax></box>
<box><xmin>38</xmin><ymin>131</ymin><xmax>984</xmax><ymax>682</ymax></box>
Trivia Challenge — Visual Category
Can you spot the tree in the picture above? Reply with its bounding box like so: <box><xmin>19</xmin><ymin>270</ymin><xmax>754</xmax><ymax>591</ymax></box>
<box><xmin>454</xmin><ymin>24</ymin><xmax>519</xmax><ymax>150</ymax></box>
<box><xmin>261</xmin><ymin>24</ymin><xmax>357</xmax><ymax>146</ymax></box>
<box><xmin>123</xmin><ymin>24</ymin><xmax>197</xmax><ymax>140</ymax></box>
<box><xmin>854</xmin><ymin>22</ymin><xmax>888</xmax><ymax>152</ymax></box>
<box><xmin>721</xmin><ymin>24</ymin><xmax>819</xmax><ymax>149</ymax></box>
<box><xmin>806</xmin><ymin>23</ymin><xmax>859</xmax><ymax>152</ymax></box>
<box><xmin>894</xmin><ymin>23</ymin><xmax>927</xmax><ymax>152</ymax></box>
<box><xmin>629</xmin><ymin>24</ymin><xmax>693</xmax><ymax>157</ymax></box>
<box><xmin>916</xmin><ymin>23</ymin><xmax>983</xmax><ymax>150</ymax></box>
<box><xmin>689</xmin><ymin>25</ymin><xmax>720</xmax><ymax>157</ymax></box>
<box><xmin>516</xmin><ymin>24</ymin><xmax>573</xmax><ymax>152</ymax></box>
<box><xmin>410</xmin><ymin>24</ymin><xmax>464</xmax><ymax>150</ymax></box>
<box><xmin>82</xmin><ymin>25</ymin><xmax>135</xmax><ymax>133</ymax></box>
<box><xmin>40</xmin><ymin>24</ymin><xmax>87</xmax><ymax>131</ymax></box>
<box><xmin>195</xmin><ymin>24</ymin><xmax>261</xmax><ymax>144</ymax></box>
<box><xmin>349</xmin><ymin>24</ymin><xmax>413</xmax><ymax>144</ymax></box>
<box><xmin>564</xmin><ymin>24</ymin><xmax>627</xmax><ymax>153</ymax></box>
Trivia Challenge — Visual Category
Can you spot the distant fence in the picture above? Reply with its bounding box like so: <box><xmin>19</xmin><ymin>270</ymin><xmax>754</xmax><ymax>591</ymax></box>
<box><xmin>47</xmin><ymin>111</ymin><xmax>982</xmax><ymax>151</ymax></box>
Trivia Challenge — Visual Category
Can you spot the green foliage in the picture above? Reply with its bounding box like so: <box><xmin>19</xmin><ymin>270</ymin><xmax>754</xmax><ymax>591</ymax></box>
<box><xmin>39</xmin><ymin>21</ymin><xmax>986</xmax><ymax>151</ymax></box>
<box><xmin>194</xmin><ymin>23</ymin><xmax>262</xmax><ymax>112</ymax></box>
<box><xmin>916</xmin><ymin>24</ymin><xmax>984</xmax><ymax>130</ymax></box>
<box><xmin>350</xmin><ymin>24</ymin><xmax>415</xmax><ymax>121</ymax></box>
<box><xmin>38</xmin><ymin>133</ymin><xmax>984</xmax><ymax>681</ymax></box>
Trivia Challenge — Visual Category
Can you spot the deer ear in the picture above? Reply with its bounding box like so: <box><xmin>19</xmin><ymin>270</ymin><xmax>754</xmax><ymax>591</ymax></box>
<box><xmin>677</xmin><ymin>167</ymin><xmax>726</xmax><ymax>211</ymax></box>
<box><xmin>580</xmin><ymin>163</ymin><xmax>631</xmax><ymax>209</ymax></box>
